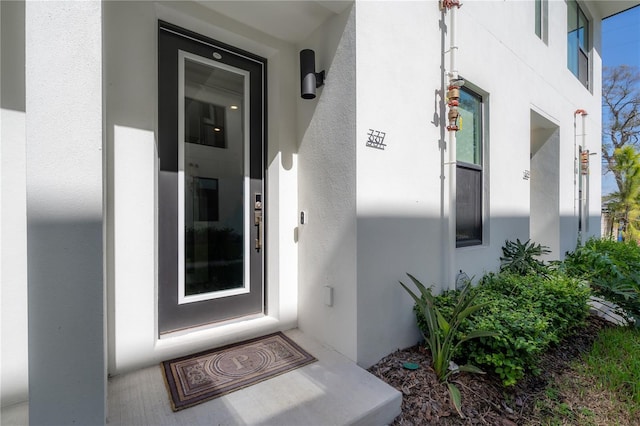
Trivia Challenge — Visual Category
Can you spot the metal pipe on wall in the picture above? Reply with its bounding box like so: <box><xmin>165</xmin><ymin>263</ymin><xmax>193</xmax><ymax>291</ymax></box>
<box><xmin>442</xmin><ymin>0</ymin><xmax>461</xmax><ymax>289</ymax></box>
<box><xmin>574</xmin><ymin>109</ymin><xmax>588</xmax><ymax>242</ymax></box>
<box><xmin>581</xmin><ymin>112</ymin><xmax>589</xmax><ymax>237</ymax></box>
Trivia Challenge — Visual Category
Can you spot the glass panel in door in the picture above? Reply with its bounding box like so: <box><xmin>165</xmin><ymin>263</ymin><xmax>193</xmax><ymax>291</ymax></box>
<box><xmin>179</xmin><ymin>52</ymin><xmax>250</xmax><ymax>304</ymax></box>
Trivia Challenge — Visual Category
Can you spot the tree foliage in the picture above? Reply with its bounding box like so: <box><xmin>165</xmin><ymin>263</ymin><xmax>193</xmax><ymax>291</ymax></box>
<box><xmin>602</xmin><ymin>65</ymin><xmax>640</xmax><ymax>191</ymax></box>
<box><xmin>605</xmin><ymin>146</ymin><xmax>640</xmax><ymax>241</ymax></box>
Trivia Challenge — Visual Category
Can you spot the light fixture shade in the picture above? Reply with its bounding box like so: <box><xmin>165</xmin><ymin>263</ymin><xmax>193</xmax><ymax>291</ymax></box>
<box><xmin>300</xmin><ymin>49</ymin><xmax>325</xmax><ymax>100</ymax></box>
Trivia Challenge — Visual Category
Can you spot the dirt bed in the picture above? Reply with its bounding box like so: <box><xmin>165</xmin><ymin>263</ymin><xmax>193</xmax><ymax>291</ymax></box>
<box><xmin>368</xmin><ymin>315</ymin><xmax>611</xmax><ymax>425</ymax></box>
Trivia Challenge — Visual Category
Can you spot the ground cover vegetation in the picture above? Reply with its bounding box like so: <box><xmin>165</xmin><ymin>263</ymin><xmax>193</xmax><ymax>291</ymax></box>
<box><xmin>371</xmin><ymin>238</ymin><xmax>640</xmax><ymax>424</ymax></box>
<box><xmin>531</xmin><ymin>325</ymin><xmax>640</xmax><ymax>425</ymax></box>
<box><xmin>584</xmin><ymin>327</ymin><xmax>640</xmax><ymax>407</ymax></box>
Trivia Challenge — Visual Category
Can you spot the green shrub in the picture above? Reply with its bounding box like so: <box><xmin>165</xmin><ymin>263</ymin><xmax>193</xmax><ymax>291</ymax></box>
<box><xmin>563</xmin><ymin>238</ymin><xmax>640</xmax><ymax>326</ymax></box>
<box><xmin>417</xmin><ymin>272</ymin><xmax>591</xmax><ymax>386</ymax></box>
<box><xmin>470</xmin><ymin>273</ymin><xmax>590</xmax><ymax>385</ymax></box>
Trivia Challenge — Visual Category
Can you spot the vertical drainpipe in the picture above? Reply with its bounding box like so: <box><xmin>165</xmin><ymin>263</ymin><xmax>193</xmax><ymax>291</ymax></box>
<box><xmin>443</xmin><ymin>0</ymin><xmax>460</xmax><ymax>289</ymax></box>
<box><xmin>575</xmin><ymin>109</ymin><xmax>588</xmax><ymax>242</ymax></box>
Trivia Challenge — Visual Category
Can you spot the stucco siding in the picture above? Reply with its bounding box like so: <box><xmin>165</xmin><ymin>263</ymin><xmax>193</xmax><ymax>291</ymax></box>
<box><xmin>353</xmin><ymin>0</ymin><xmax>604</xmax><ymax>367</ymax></box>
<box><xmin>297</xmin><ymin>5</ymin><xmax>358</xmax><ymax>361</ymax></box>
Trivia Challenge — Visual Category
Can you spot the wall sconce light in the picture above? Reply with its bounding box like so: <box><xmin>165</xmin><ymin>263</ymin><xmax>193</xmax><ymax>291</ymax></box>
<box><xmin>300</xmin><ymin>49</ymin><xmax>325</xmax><ymax>100</ymax></box>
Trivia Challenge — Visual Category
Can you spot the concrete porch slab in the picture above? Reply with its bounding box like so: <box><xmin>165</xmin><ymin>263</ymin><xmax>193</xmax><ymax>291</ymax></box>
<box><xmin>0</xmin><ymin>401</ymin><xmax>28</xmax><ymax>426</ymax></box>
<box><xmin>107</xmin><ymin>329</ymin><xmax>402</xmax><ymax>425</ymax></box>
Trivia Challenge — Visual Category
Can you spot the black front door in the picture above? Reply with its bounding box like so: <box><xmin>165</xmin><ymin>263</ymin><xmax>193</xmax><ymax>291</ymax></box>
<box><xmin>158</xmin><ymin>21</ymin><xmax>266</xmax><ymax>334</ymax></box>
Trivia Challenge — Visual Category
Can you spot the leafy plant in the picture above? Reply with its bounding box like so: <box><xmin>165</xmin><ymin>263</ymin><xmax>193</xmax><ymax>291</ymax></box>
<box><xmin>563</xmin><ymin>238</ymin><xmax>640</xmax><ymax>326</ymax></box>
<box><xmin>399</xmin><ymin>273</ymin><xmax>496</xmax><ymax>417</ymax></box>
<box><xmin>500</xmin><ymin>239</ymin><xmax>551</xmax><ymax>276</ymax></box>
<box><xmin>473</xmin><ymin>273</ymin><xmax>589</xmax><ymax>385</ymax></box>
<box><xmin>425</xmin><ymin>272</ymin><xmax>590</xmax><ymax>386</ymax></box>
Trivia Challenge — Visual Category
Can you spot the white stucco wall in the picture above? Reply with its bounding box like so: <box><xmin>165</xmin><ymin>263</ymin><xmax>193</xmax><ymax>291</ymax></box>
<box><xmin>351</xmin><ymin>0</ymin><xmax>604</xmax><ymax>367</ymax></box>
<box><xmin>25</xmin><ymin>1</ymin><xmax>106</xmax><ymax>424</ymax></box>
<box><xmin>297</xmin><ymin>5</ymin><xmax>358</xmax><ymax>361</ymax></box>
<box><xmin>530</xmin><ymin>116</ymin><xmax>561</xmax><ymax>259</ymax></box>
<box><xmin>0</xmin><ymin>108</ymin><xmax>28</xmax><ymax>409</ymax></box>
<box><xmin>105</xmin><ymin>1</ymin><xmax>300</xmax><ymax>374</ymax></box>
<box><xmin>453</xmin><ymin>0</ymin><xmax>602</xmax><ymax>270</ymax></box>
<box><xmin>354</xmin><ymin>1</ymin><xmax>443</xmax><ymax>367</ymax></box>
<box><xmin>1</xmin><ymin>0</ymin><xmax>28</xmax><ymax>409</ymax></box>
<box><xmin>452</xmin><ymin>2</ymin><xmax>582</xmax><ymax>264</ymax></box>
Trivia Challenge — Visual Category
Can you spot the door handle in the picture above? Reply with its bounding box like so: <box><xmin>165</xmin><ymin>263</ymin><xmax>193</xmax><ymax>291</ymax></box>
<box><xmin>254</xmin><ymin>193</ymin><xmax>262</xmax><ymax>252</ymax></box>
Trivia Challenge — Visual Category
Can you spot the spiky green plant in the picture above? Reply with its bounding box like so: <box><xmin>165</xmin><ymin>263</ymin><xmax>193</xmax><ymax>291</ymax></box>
<box><xmin>399</xmin><ymin>273</ymin><xmax>496</xmax><ymax>417</ymax></box>
<box><xmin>499</xmin><ymin>239</ymin><xmax>551</xmax><ymax>276</ymax></box>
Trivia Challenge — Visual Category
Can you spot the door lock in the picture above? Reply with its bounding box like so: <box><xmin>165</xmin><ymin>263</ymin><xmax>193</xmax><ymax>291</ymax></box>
<box><xmin>254</xmin><ymin>193</ymin><xmax>262</xmax><ymax>252</ymax></box>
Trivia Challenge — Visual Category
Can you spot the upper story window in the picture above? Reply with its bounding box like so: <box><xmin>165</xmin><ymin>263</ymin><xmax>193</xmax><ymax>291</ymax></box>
<box><xmin>535</xmin><ymin>0</ymin><xmax>548</xmax><ymax>42</ymax></box>
<box><xmin>456</xmin><ymin>86</ymin><xmax>484</xmax><ymax>248</ymax></box>
<box><xmin>567</xmin><ymin>0</ymin><xmax>590</xmax><ymax>88</ymax></box>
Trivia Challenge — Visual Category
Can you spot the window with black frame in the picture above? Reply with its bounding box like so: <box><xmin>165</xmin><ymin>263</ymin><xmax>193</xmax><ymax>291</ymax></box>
<box><xmin>567</xmin><ymin>0</ymin><xmax>589</xmax><ymax>88</ymax></box>
<box><xmin>456</xmin><ymin>87</ymin><xmax>483</xmax><ymax>247</ymax></box>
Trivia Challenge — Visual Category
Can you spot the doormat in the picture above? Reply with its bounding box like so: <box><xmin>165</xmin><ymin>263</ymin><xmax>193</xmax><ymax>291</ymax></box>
<box><xmin>161</xmin><ymin>332</ymin><xmax>316</xmax><ymax>411</ymax></box>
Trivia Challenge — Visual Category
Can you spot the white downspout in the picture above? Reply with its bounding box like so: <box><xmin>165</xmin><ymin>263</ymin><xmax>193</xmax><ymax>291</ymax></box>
<box><xmin>444</xmin><ymin>1</ymin><xmax>460</xmax><ymax>290</ymax></box>
<box><xmin>575</xmin><ymin>109</ymin><xmax>588</xmax><ymax>242</ymax></box>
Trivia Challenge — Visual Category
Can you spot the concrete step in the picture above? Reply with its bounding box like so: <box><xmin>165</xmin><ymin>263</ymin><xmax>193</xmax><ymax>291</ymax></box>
<box><xmin>588</xmin><ymin>296</ymin><xmax>631</xmax><ymax>326</ymax></box>
<box><xmin>107</xmin><ymin>329</ymin><xmax>402</xmax><ymax>425</ymax></box>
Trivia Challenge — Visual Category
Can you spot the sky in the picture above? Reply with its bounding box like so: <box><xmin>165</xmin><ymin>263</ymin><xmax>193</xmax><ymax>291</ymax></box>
<box><xmin>601</xmin><ymin>4</ymin><xmax>640</xmax><ymax>195</ymax></box>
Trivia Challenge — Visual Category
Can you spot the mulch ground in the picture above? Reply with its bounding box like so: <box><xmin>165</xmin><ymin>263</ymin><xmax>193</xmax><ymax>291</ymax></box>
<box><xmin>368</xmin><ymin>315</ymin><xmax>612</xmax><ymax>425</ymax></box>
